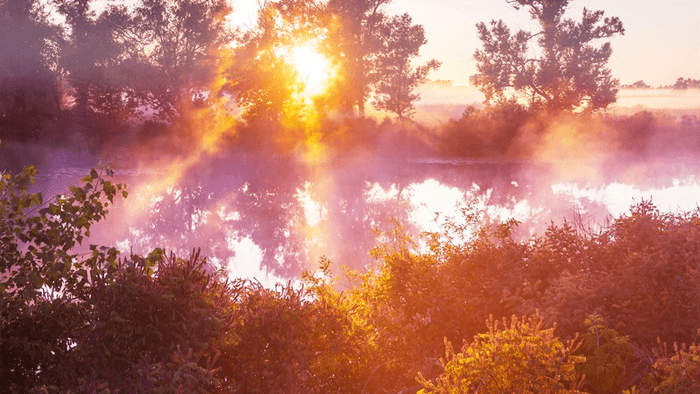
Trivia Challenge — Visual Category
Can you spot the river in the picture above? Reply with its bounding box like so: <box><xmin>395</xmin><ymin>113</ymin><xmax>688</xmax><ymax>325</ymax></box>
<box><xmin>9</xmin><ymin>145</ymin><xmax>700</xmax><ymax>284</ymax></box>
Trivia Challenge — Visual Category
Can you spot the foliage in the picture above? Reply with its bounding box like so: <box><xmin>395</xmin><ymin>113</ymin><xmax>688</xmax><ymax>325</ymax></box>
<box><xmin>349</xmin><ymin>200</ymin><xmax>700</xmax><ymax>393</ymax></box>
<box><xmin>472</xmin><ymin>0</ymin><xmax>624</xmax><ymax>112</ymax></box>
<box><xmin>0</xmin><ymin>0</ymin><xmax>63</xmax><ymax>142</ymax></box>
<box><xmin>372</xmin><ymin>14</ymin><xmax>441</xmax><ymax>119</ymax></box>
<box><xmin>589</xmin><ymin>201</ymin><xmax>700</xmax><ymax>346</ymax></box>
<box><xmin>0</xmin><ymin>164</ymin><xmax>126</xmax><ymax>391</ymax></box>
<box><xmin>225</xmin><ymin>1</ymin><xmax>305</xmax><ymax>124</ymax></box>
<box><xmin>438</xmin><ymin>102</ymin><xmax>532</xmax><ymax>157</ymax></box>
<box><xmin>35</xmin><ymin>346</ymin><xmax>222</xmax><ymax>394</ymax></box>
<box><xmin>323</xmin><ymin>0</ymin><xmax>439</xmax><ymax>117</ymax></box>
<box><xmin>417</xmin><ymin>312</ymin><xmax>585</xmax><ymax>394</ymax></box>
<box><xmin>495</xmin><ymin>201</ymin><xmax>700</xmax><ymax>348</ymax></box>
<box><xmin>652</xmin><ymin>341</ymin><xmax>700</xmax><ymax>394</ymax></box>
<box><xmin>577</xmin><ymin>314</ymin><xmax>634</xmax><ymax>394</ymax></box>
<box><xmin>220</xmin><ymin>260</ymin><xmax>372</xmax><ymax>394</ymax></box>
<box><xmin>230</xmin><ymin>0</ymin><xmax>438</xmax><ymax>120</ymax></box>
<box><xmin>349</xmin><ymin>232</ymin><xmax>448</xmax><ymax>393</ymax></box>
<box><xmin>54</xmin><ymin>249</ymin><xmax>240</xmax><ymax>392</ymax></box>
<box><xmin>671</xmin><ymin>78</ymin><xmax>700</xmax><ymax>90</ymax></box>
<box><xmin>49</xmin><ymin>0</ymin><xmax>235</xmax><ymax>150</ymax></box>
<box><xmin>7</xmin><ymin>161</ymin><xmax>700</xmax><ymax>393</ymax></box>
<box><xmin>131</xmin><ymin>0</ymin><xmax>233</xmax><ymax>121</ymax></box>
<box><xmin>621</xmin><ymin>81</ymin><xmax>651</xmax><ymax>89</ymax></box>
<box><xmin>55</xmin><ymin>0</ymin><xmax>133</xmax><ymax>117</ymax></box>
<box><xmin>344</xmin><ymin>213</ymin><xmax>530</xmax><ymax>393</ymax></box>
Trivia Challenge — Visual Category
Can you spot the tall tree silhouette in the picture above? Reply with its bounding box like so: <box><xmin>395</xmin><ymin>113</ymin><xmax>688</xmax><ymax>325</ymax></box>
<box><xmin>131</xmin><ymin>0</ymin><xmax>233</xmax><ymax>121</ymax></box>
<box><xmin>230</xmin><ymin>0</ymin><xmax>437</xmax><ymax>120</ymax></box>
<box><xmin>0</xmin><ymin>0</ymin><xmax>62</xmax><ymax>142</ymax></box>
<box><xmin>372</xmin><ymin>13</ymin><xmax>440</xmax><ymax>119</ymax></box>
<box><xmin>55</xmin><ymin>0</ymin><xmax>137</xmax><ymax>146</ymax></box>
<box><xmin>323</xmin><ymin>0</ymin><xmax>437</xmax><ymax>117</ymax></box>
<box><xmin>472</xmin><ymin>0</ymin><xmax>624</xmax><ymax>112</ymax></box>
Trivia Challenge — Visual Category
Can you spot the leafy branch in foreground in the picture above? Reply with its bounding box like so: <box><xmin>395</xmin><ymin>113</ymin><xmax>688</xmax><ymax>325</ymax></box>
<box><xmin>0</xmin><ymin>163</ymin><xmax>126</xmax><ymax>391</ymax></box>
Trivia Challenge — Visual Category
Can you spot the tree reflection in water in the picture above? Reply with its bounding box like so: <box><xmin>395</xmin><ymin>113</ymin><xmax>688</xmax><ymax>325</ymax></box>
<box><xmin>117</xmin><ymin>152</ymin><xmax>541</xmax><ymax>279</ymax></box>
<box><xmin>30</xmin><ymin>149</ymin><xmax>700</xmax><ymax>282</ymax></box>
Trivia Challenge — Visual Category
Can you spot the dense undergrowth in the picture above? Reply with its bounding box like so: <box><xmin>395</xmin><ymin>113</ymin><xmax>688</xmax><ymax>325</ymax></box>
<box><xmin>3</xmin><ymin>164</ymin><xmax>700</xmax><ymax>394</ymax></box>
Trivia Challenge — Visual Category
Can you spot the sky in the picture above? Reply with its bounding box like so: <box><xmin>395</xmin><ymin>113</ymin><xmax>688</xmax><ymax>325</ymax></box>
<box><xmin>230</xmin><ymin>0</ymin><xmax>700</xmax><ymax>88</ymax></box>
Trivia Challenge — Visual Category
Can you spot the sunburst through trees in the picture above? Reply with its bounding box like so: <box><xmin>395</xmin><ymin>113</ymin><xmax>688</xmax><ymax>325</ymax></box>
<box><xmin>287</xmin><ymin>44</ymin><xmax>334</xmax><ymax>99</ymax></box>
<box><xmin>227</xmin><ymin>0</ymin><xmax>438</xmax><ymax>122</ymax></box>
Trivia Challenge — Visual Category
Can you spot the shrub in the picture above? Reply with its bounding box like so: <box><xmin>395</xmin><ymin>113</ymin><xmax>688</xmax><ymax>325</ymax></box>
<box><xmin>418</xmin><ymin>312</ymin><xmax>586</xmax><ymax>394</ymax></box>
<box><xmin>0</xmin><ymin>163</ymin><xmax>126</xmax><ymax>392</ymax></box>
<box><xmin>577</xmin><ymin>314</ymin><xmax>634</xmax><ymax>394</ymax></box>
<box><xmin>652</xmin><ymin>340</ymin><xmax>700</xmax><ymax>394</ymax></box>
<box><xmin>56</xmin><ymin>249</ymin><xmax>241</xmax><ymax>392</ymax></box>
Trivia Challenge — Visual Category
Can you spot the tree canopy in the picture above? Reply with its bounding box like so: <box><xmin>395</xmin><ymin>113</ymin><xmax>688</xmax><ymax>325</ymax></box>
<box><xmin>0</xmin><ymin>0</ymin><xmax>63</xmax><ymax>142</ymax></box>
<box><xmin>0</xmin><ymin>0</ymin><xmax>636</xmax><ymax>148</ymax></box>
<box><xmin>228</xmin><ymin>0</ymin><xmax>438</xmax><ymax>122</ymax></box>
<box><xmin>471</xmin><ymin>0</ymin><xmax>624</xmax><ymax>112</ymax></box>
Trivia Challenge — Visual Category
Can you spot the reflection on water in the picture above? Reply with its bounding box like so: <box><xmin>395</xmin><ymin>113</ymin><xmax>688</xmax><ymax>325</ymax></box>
<box><xmin>26</xmin><ymin>155</ymin><xmax>700</xmax><ymax>285</ymax></box>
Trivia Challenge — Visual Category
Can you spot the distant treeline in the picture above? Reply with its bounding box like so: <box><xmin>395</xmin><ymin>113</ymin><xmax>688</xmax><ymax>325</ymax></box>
<box><xmin>621</xmin><ymin>77</ymin><xmax>700</xmax><ymax>89</ymax></box>
<box><xmin>6</xmin><ymin>0</ymin><xmax>698</xmax><ymax>165</ymax></box>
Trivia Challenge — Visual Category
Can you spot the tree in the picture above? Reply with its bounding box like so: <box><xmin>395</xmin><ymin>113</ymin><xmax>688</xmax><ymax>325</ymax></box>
<box><xmin>0</xmin><ymin>163</ymin><xmax>127</xmax><ymax>391</ymax></box>
<box><xmin>55</xmin><ymin>0</ymin><xmax>139</xmax><ymax>147</ymax></box>
<box><xmin>622</xmin><ymin>80</ymin><xmax>651</xmax><ymax>89</ymax></box>
<box><xmin>471</xmin><ymin>0</ymin><xmax>624</xmax><ymax>112</ymax></box>
<box><xmin>672</xmin><ymin>77</ymin><xmax>700</xmax><ymax>90</ymax></box>
<box><xmin>0</xmin><ymin>162</ymin><xmax>244</xmax><ymax>393</ymax></box>
<box><xmin>0</xmin><ymin>0</ymin><xmax>63</xmax><ymax>142</ymax></box>
<box><xmin>53</xmin><ymin>0</ymin><xmax>235</xmax><ymax>144</ymax></box>
<box><xmin>323</xmin><ymin>0</ymin><xmax>438</xmax><ymax>117</ymax></box>
<box><xmin>321</xmin><ymin>0</ymin><xmax>389</xmax><ymax>116</ymax></box>
<box><xmin>231</xmin><ymin>0</ymin><xmax>438</xmax><ymax>120</ymax></box>
<box><xmin>131</xmin><ymin>0</ymin><xmax>234</xmax><ymax>121</ymax></box>
<box><xmin>225</xmin><ymin>0</ymin><xmax>310</xmax><ymax>124</ymax></box>
<box><xmin>372</xmin><ymin>14</ymin><xmax>441</xmax><ymax>119</ymax></box>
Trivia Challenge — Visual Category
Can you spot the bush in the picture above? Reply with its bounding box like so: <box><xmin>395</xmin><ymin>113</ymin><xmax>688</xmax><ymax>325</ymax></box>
<box><xmin>652</xmin><ymin>340</ymin><xmax>700</xmax><ymax>394</ymax></box>
<box><xmin>55</xmin><ymin>249</ymin><xmax>241</xmax><ymax>392</ymax></box>
<box><xmin>577</xmin><ymin>314</ymin><xmax>634</xmax><ymax>394</ymax></box>
<box><xmin>0</xmin><ymin>163</ymin><xmax>126</xmax><ymax>392</ymax></box>
<box><xmin>221</xmin><ymin>260</ymin><xmax>373</xmax><ymax>394</ymax></box>
<box><xmin>418</xmin><ymin>312</ymin><xmax>585</xmax><ymax>394</ymax></box>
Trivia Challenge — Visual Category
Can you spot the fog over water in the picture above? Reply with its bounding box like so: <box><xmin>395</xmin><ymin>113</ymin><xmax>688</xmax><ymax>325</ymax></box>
<box><xmin>9</xmin><ymin>152</ymin><xmax>699</xmax><ymax>285</ymax></box>
<box><xmin>4</xmin><ymin>85</ymin><xmax>699</xmax><ymax>284</ymax></box>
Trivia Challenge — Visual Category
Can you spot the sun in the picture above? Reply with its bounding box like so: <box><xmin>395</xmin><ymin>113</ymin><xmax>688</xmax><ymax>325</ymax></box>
<box><xmin>288</xmin><ymin>44</ymin><xmax>333</xmax><ymax>98</ymax></box>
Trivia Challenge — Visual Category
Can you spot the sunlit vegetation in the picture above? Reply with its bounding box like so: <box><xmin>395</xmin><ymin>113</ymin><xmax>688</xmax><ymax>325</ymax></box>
<box><xmin>3</xmin><ymin>0</ymin><xmax>700</xmax><ymax>392</ymax></box>
<box><xmin>417</xmin><ymin>312</ymin><xmax>586</xmax><ymax>394</ymax></box>
<box><xmin>2</xmin><ymin>165</ymin><xmax>700</xmax><ymax>393</ymax></box>
<box><xmin>0</xmin><ymin>0</ymin><xmax>696</xmax><ymax>166</ymax></box>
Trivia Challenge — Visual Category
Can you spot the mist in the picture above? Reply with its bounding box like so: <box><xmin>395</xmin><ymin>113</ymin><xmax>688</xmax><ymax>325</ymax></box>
<box><xmin>4</xmin><ymin>86</ymin><xmax>698</xmax><ymax>283</ymax></box>
<box><xmin>2</xmin><ymin>0</ymin><xmax>699</xmax><ymax>283</ymax></box>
